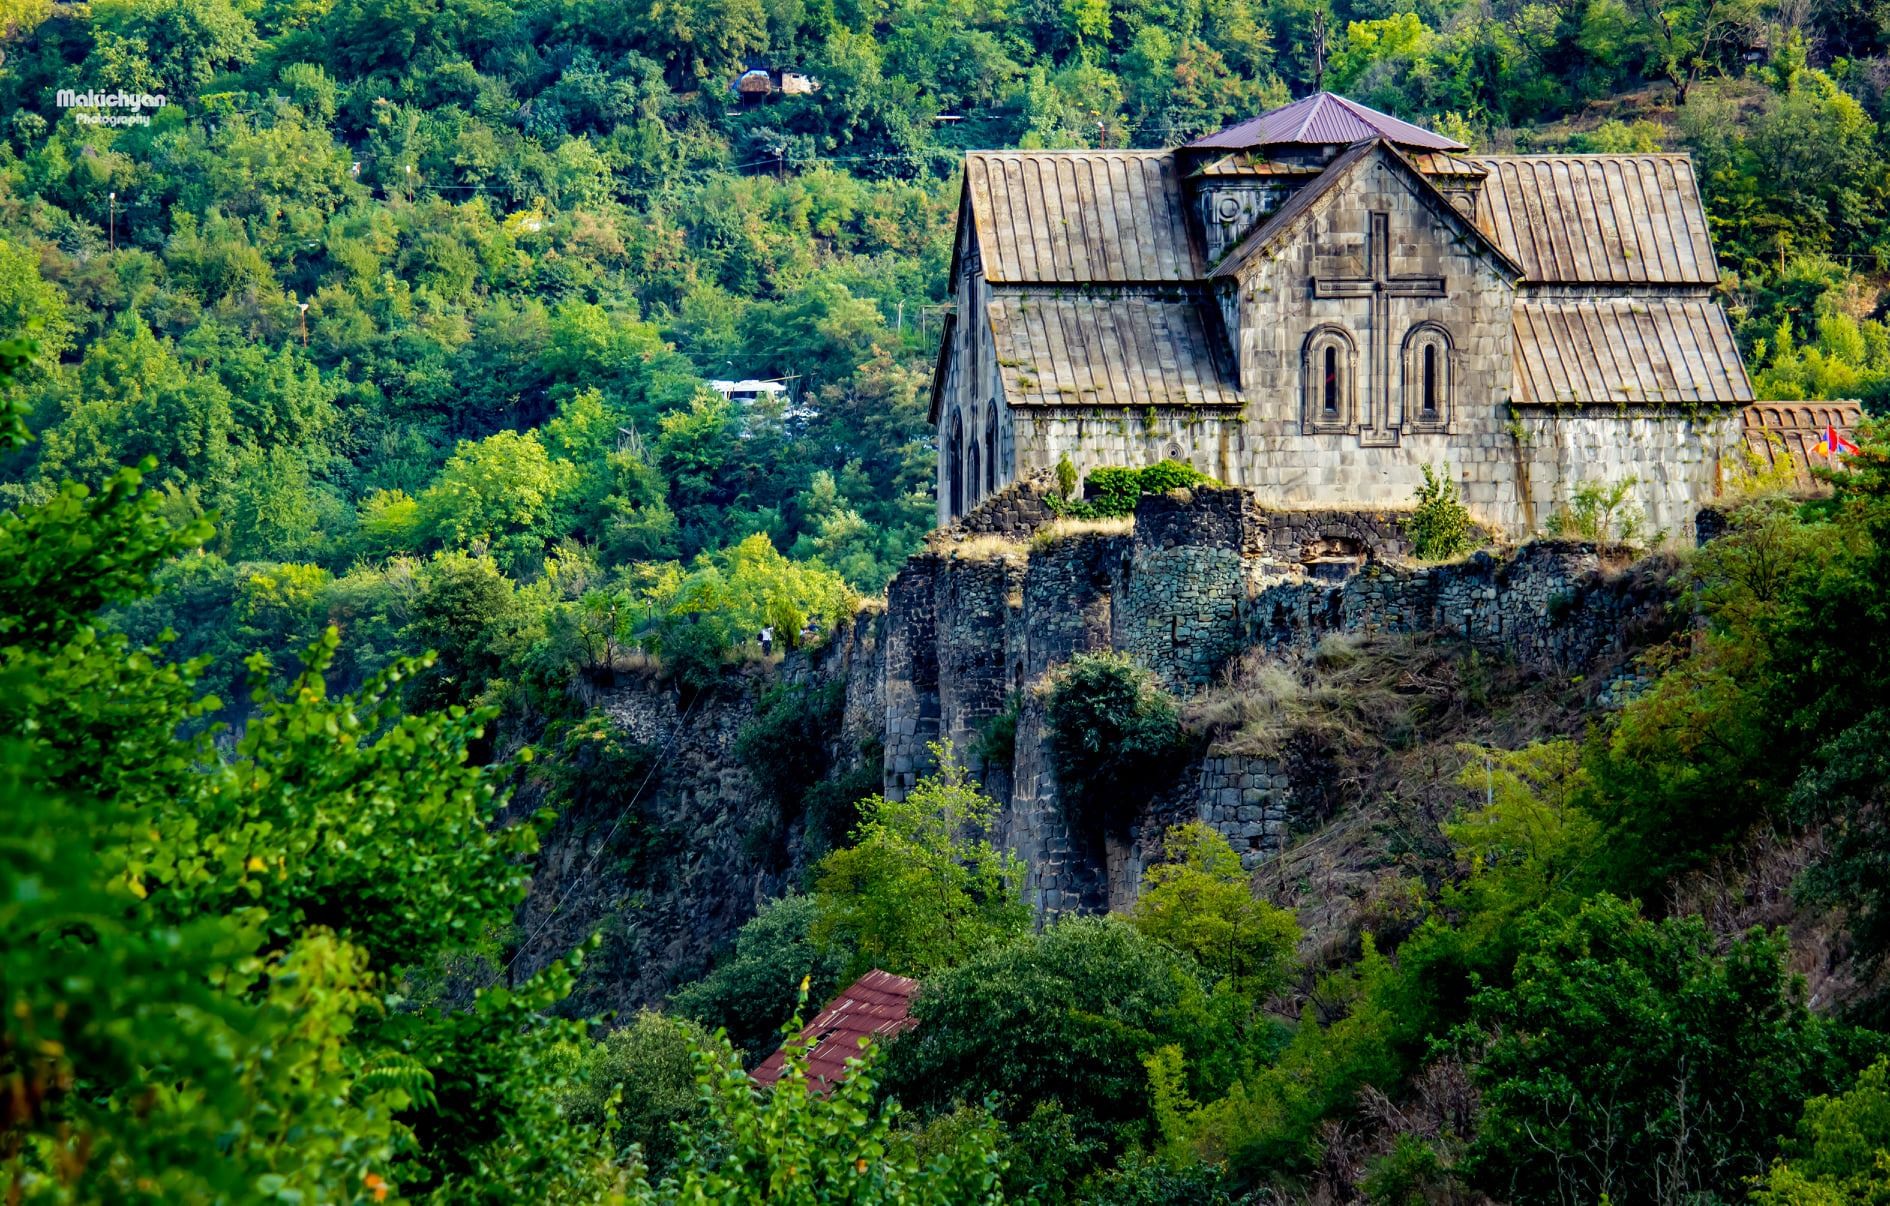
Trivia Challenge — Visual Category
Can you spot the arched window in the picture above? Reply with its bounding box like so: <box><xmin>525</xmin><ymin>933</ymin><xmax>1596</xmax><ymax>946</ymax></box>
<box><xmin>1302</xmin><ymin>325</ymin><xmax>1357</xmax><ymax>434</ymax></box>
<box><xmin>946</xmin><ymin>410</ymin><xmax>964</xmax><ymax>516</ymax></box>
<box><xmin>967</xmin><ymin>432</ymin><xmax>982</xmax><ymax>508</ymax></box>
<box><xmin>984</xmin><ymin>406</ymin><xmax>998</xmax><ymax>494</ymax></box>
<box><xmin>1402</xmin><ymin>323</ymin><xmax>1454</xmax><ymax>433</ymax></box>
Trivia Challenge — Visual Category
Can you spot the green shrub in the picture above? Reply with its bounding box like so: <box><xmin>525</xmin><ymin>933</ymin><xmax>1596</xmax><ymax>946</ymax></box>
<box><xmin>973</xmin><ymin>691</ymin><xmax>1022</xmax><ymax>773</ymax></box>
<box><xmin>882</xmin><ymin>916</ymin><xmax>1232</xmax><ymax>1169</ymax></box>
<box><xmin>1548</xmin><ymin>477</ymin><xmax>1647</xmax><ymax>544</ymax></box>
<box><xmin>562</xmin><ymin>1011</ymin><xmax>707</xmax><ymax>1176</ymax></box>
<box><xmin>736</xmin><ymin>678</ymin><xmax>853</xmax><ymax>853</ymax></box>
<box><xmin>1752</xmin><ymin>1057</ymin><xmax>1890</xmax><ymax>1204</ymax></box>
<box><xmin>1043</xmin><ymin>653</ymin><xmax>1189</xmax><ymax>839</ymax></box>
<box><xmin>1462</xmin><ymin>894</ymin><xmax>1848</xmax><ymax>1203</ymax></box>
<box><xmin>1046</xmin><ymin>459</ymin><xmax>1213</xmax><ymax>519</ymax></box>
<box><xmin>1407</xmin><ymin>464</ymin><xmax>1475</xmax><ymax>561</ymax></box>
<box><xmin>668</xmin><ymin>894</ymin><xmax>850</xmax><ymax>1064</ymax></box>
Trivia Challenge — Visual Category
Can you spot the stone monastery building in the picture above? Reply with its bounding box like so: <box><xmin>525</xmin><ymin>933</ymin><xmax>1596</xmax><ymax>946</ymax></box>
<box><xmin>930</xmin><ymin>92</ymin><xmax>1846</xmax><ymax>536</ymax></box>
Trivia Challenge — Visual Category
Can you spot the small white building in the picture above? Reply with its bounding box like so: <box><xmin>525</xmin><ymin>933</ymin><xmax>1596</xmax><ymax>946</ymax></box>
<box><xmin>710</xmin><ymin>379</ymin><xmax>790</xmax><ymax>405</ymax></box>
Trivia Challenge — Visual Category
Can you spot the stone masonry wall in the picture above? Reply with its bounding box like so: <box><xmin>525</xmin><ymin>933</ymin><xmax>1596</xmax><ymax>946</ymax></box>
<box><xmin>572</xmin><ymin>487</ymin><xmax>1682</xmax><ymax>1016</ymax></box>
<box><xmin>867</xmin><ymin>488</ymin><xmax>1679</xmax><ymax>919</ymax></box>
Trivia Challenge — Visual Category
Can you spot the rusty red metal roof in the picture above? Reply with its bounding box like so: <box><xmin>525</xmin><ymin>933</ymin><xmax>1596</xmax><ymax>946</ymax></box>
<box><xmin>751</xmin><ymin>969</ymin><xmax>920</xmax><ymax>1093</ymax></box>
<box><xmin>1188</xmin><ymin>92</ymin><xmax>1467</xmax><ymax>152</ymax></box>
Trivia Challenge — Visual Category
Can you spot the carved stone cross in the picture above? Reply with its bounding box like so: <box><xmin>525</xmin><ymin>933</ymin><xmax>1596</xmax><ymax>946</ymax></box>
<box><xmin>1312</xmin><ymin>211</ymin><xmax>1445</xmax><ymax>446</ymax></box>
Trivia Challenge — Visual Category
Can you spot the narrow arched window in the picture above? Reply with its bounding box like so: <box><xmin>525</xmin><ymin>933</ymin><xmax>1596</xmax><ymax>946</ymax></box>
<box><xmin>1402</xmin><ymin>323</ymin><xmax>1453</xmax><ymax>432</ymax></box>
<box><xmin>985</xmin><ymin>407</ymin><xmax>998</xmax><ymax>493</ymax></box>
<box><xmin>947</xmin><ymin>411</ymin><xmax>964</xmax><ymax>517</ymax></box>
<box><xmin>968</xmin><ymin>439</ymin><xmax>982</xmax><ymax>507</ymax></box>
<box><xmin>1303</xmin><ymin>325</ymin><xmax>1356</xmax><ymax>433</ymax></box>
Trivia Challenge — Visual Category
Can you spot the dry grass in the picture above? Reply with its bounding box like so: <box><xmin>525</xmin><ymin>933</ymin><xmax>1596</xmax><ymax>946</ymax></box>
<box><xmin>1201</xmin><ymin>631</ymin><xmax>1621</xmax><ymax>969</ymax></box>
<box><xmin>1183</xmin><ymin>634</ymin><xmax>1467</xmax><ymax>759</ymax></box>
<box><xmin>1027</xmin><ymin>514</ymin><xmax>1134</xmax><ymax>551</ymax></box>
<box><xmin>935</xmin><ymin>533</ymin><xmax>1028</xmax><ymax>561</ymax></box>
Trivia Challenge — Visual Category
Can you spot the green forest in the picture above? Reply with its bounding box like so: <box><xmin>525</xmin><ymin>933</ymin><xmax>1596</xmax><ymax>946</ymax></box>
<box><xmin>7</xmin><ymin>0</ymin><xmax>1890</xmax><ymax>1197</ymax></box>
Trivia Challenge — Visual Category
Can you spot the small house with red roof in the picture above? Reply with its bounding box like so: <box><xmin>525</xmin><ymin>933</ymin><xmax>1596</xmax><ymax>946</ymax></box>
<box><xmin>751</xmin><ymin>969</ymin><xmax>921</xmax><ymax>1093</ymax></box>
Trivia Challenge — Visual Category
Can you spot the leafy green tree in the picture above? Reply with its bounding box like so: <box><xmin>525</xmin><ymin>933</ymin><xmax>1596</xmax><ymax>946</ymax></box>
<box><xmin>0</xmin><ymin>447</ymin><xmax>616</xmax><ymax>1201</ymax></box>
<box><xmin>633</xmin><ymin>998</ymin><xmax>1007</xmax><ymax>1203</ymax></box>
<box><xmin>36</xmin><ymin>316</ymin><xmax>237</xmax><ymax>498</ymax></box>
<box><xmin>1752</xmin><ymin>1057</ymin><xmax>1890</xmax><ymax>1205</ymax></box>
<box><xmin>1462</xmin><ymin>894</ymin><xmax>1847</xmax><ymax>1203</ymax></box>
<box><xmin>883</xmin><ymin>915</ymin><xmax>1234</xmax><ymax>1166</ymax></box>
<box><xmin>636</xmin><ymin>534</ymin><xmax>856</xmax><ymax>688</ymax></box>
<box><xmin>1129</xmin><ymin>823</ymin><xmax>1300</xmax><ymax>1003</ymax></box>
<box><xmin>1043</xmin><ymin>652</ymin><xmax>1189</xmax><ymax>840</ymax></box>
<box><xmin>562</xmin><ymin>1011</ymin><xmax>708</xmax><ymax>1177</ymax></box>
<box><xmin>85</xmin><ymin>0</ymin><xmax>260</xmax><ymax>97</ymax></box>
<box><xmin>419</xmin><ymin>429</ymin><xmax>576</xmax><ymax>571</ymax></box>
<box><xmin>670</xmin><ymin>894</ymin><xmax>851</xmax><ymax>1064</ymax></box>
<box><xmin>811</xmin><ymin>745</ymin><xmax>1029</xmax><ymax>979</ymax></box>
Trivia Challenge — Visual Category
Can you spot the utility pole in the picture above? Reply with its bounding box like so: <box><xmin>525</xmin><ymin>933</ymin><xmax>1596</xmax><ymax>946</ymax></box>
<box><xmin>108</xmin><ymin>192</ymin><xmax>115</xmax><ymax>252</ymax></box>
<box><xmin>896</xmin><ymin>300</ymin><xmax>904</xmax><ymax>337</ymax></box>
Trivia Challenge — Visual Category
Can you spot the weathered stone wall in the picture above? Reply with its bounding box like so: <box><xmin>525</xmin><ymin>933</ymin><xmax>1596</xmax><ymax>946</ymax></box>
<box><xmin>1250</xmin><ymin>541</ymin><xmax>1673</xmax><ymax>669</ymax></box>
<box><xmin>1198</xmin><ymin>754</ymin><xmax>1296</xmax><ymax>871</ymax></box>
<box><xmin>881</xmin><ymin>558</ymin><xmax>942</xmax><ymax>800</ymax></box>
<box><xmin>563</xmin><ymin>487</ymin><xmax>1682</xmax><ymax>1020</ymax></box>
<box><xmin>934</xmin><ymin>473</ymin><xmax>1059</xmax><ymax>543</ymax></box>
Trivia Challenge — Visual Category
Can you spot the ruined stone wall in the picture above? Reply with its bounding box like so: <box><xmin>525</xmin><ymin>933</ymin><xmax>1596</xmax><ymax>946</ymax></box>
<box><xmin>570</xmin><ymin>488</ymin><xmax>1682</xmax><ymax>1019</ymax></box>
<box><xmin>871</xmin><ymin>489</ymin><xmax>1678</xmax><ymax>918</ymax></box>
<box><xmin>1249</xmin><ymin>541</ymin><xmax>1673</xmax><ymax>669</ymax></box>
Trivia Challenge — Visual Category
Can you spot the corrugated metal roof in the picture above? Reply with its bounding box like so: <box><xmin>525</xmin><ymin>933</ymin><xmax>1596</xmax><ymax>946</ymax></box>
<box><xmin>987</xmin><ymin>292</ymin><xmax>1241</xmax><ymax>409</ymax></box>
<box><xmin>1474</xmin><ymin>155</ymin><xmax>1719</xmax><ymax>286</ymax></box>
<box><xmin>1407</xmin><ymin>151</ymin><xmax>1489</xmax><ymax>177</ymax></box>
<box><xmin>1188</xmin><ymin>93</ymin><xmax>1467</xmax><ymax>152</ymax></box>
<box><xmin>1209</xmin><ymin>139</ymin><xmax>1522</xmax><ymax>281</ymax></box>
<box><xmin>1511</xmin><ymin>298</ymin><xmax>1754</xmax><ymax>405</ymax></box>
<box><xmin>751</xmin><ymin>970</ymin><xmax>920</xmax><ymax>1094</ymax></box>
<box><xmin>1742</xmin><ymin>401</ymin><xmax>1866</xmax><ymax>486</ymax></box>
<box><xmin>1190</xmin><ymin>152</ymin><xmax>1326</xmax><ymax>178</ymax></box>
<box><xmin>964</xmin><ymin>151</ymin><xmax>1201</xmax><ymax>283</ymax></box>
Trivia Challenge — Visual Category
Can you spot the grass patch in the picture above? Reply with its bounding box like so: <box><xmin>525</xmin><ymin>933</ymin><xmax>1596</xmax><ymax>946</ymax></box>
<box><xmin>940</xmin><ymin>534</ymin><xmax>1028</xmax><ymax>560</ymax></box>
<box><xmin>1028</xmin><ymin>515</ymin><xmax>1134</xmax><ymax>551</ymax></box>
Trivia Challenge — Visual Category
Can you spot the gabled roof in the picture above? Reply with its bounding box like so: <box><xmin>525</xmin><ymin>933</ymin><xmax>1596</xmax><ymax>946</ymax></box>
<box><xmin>961</xmin><ymin>151</ymin><xmax>1202</xmax><ymax>284</ymax></box>
<box><xmin>1473</xmin><ymin>155</ymin><xmax>1719</xmax><ymax>286</ymax></box>
<box><xmin>987</xmin><ymin>292</ymin><xmax>1241</xmax><ymax>409</ymax></box>
<box><xmin>1188</xmin><ymin>93</ymin><xmax>1468</xmax><ymax>152</ymax></box>
<box><xmin>1510</xmin><ymin>297</ymin><xmax>1753</xmax><ymax>405</ymax></box>
<box><xmin>1208</xmin><ymin>139</ymin><xmax>1523</xmax><ymax>282</ymax></box>
<box><xmin>751</xmin><ymin>970</ymin><xmax>920</xmax><ymax>1093</ymax></box>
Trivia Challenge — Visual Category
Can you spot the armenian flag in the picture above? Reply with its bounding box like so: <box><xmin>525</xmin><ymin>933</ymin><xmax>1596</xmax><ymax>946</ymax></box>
<box><xmin>1814</xmin><ymin>424</ymin><xmax>1860</xmax><ymax>458</ymax></box>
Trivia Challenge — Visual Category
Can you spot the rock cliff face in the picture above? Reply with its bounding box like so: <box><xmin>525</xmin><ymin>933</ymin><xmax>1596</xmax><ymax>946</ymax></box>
<box><xmin>517</xmin><ymin>486</ymin><xmax>1680</xmax><ymax>1013</ymax></box>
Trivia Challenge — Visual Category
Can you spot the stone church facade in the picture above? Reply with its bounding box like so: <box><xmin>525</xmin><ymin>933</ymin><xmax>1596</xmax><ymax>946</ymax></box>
<box><xmin>929</xmin><ymin>93</ymin><xmax>1783</xmax><ymax>538</ymax></box>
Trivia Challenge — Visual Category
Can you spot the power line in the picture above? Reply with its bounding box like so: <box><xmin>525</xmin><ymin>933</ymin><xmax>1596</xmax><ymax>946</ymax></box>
<box><xmin>494</xmin><ymin>686</ymin><xmax>702</xmax><ymax>988</ymax></box>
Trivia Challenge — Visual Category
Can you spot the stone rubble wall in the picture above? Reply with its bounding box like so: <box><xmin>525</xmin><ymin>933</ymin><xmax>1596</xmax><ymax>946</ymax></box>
<box><xmin>865</xmin><ymin>487</ymin><xmax>1679</xmax><ymax>917</ymax></box>
<box><xmin>578</xmin><ymin>487</ymin><xmax>1684</xmax><ymax>1008</ymax></box>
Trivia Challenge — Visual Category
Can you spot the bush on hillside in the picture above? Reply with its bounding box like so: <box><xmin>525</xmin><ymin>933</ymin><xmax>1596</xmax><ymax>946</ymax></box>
<box><xmin>1043</xmin><ymin>653</ymin><xmax>1190</xmax><ymax>840</ymax></box>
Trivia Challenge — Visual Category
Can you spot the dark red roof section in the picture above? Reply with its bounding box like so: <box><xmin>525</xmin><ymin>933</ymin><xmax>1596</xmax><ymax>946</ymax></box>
<box><xmin>1188</xmin><ymin>92</ymin><xmax>1466</xmax><ymax>152</ymax></box>
<box><xmin>751</xmin><ymin>969</ymin><xmax>921</xmax><ymax>1093</ymax></box>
